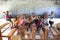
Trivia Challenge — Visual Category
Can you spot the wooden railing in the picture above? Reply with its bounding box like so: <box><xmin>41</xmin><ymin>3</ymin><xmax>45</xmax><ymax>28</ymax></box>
<box><xmin>0</xmin><ymin>22</ymin><xmax>9</xmax><ymax>29</ymax></box>
<box><xmin>0</xmin><ymin>22</ymin><xmax>17</xmax><ymax>40</ymax></box>
<box><xmin>0</xmin><ymin>29</ymin><xmax>2</xmax><ymax>40</ymax></box>
<box><xmin>0</xmin><ymin>23</ymin><xmax>60</xmax><ymax>40</ymax></box>
<box><xmin>0</xmin><ymin>22</ymin><xmax>9</xmax><ymax>40</ymax></box>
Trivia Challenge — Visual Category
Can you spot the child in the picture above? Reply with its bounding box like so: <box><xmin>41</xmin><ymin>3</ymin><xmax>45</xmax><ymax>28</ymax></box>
<box><xmin>25</xmin><ymin>18</ymin><xmax>30</xmax><ymax>31</ymax></box>
<box><xmin>50</xmin><ymin>11</ymin><xmax>54</xmax><ymax>19</ymax></box>
<box><xmin>17</xmin><ymin>15</ymin><xmax>25</xmax><ymax>35</ymax></box>
<box><xmin>42</xmin><ymin>14</ymin><xmax>48</xmax><ymax>32</ymax></box>
<box><xmin>37</xmin><ymin>18</ymin><xmax>43</xmax><ymax>31</ymax></box>
<box><xmin>30</xmin><ymin>21</ymin><xmax>36</xmax><ymax>31</ymax></box>
<box><xmin>3</xmin><ymin>11</ymin><xmax>11</xmax><ymax>21</ymax></box>
<box><xmin>3</xmin><ymin>11</ymin><xmax>13</xmax><ymax>28</ymax></box>
<box><xmin>14</xmin><ymin>18</ymin><xmax>19</xmax><ymax>28</ymax></box>
<box><xmin>18</xmin><ymin>17</ymin><xmax>25</xmax><ymax>28</ymax></box>
<box><xmin>49</xmin><ymin>11</ymin><xmax>54</xmax><ymax>28</ymax></box>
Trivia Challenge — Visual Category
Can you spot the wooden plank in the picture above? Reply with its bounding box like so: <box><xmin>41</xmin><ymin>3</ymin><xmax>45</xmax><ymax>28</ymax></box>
<box><xmin>0</xmin><ymin>29</ymin><xmax>2</xmax><ymax>40</ymax></box>
<box><xmin>11</xmin><ymin>35</ymin><xmax>20</xmax><ymax>40</ymax></box>
<box><xmin>0</xmin><ymin>22</ymin><xmax>9</xmax><ymax>29</ymax></box>
<box><xmin>51</xmin><ymin>28</ymin><xmax>58</xmax><ymax>40</ymax></box>
<box><xmin>0</xmin><ymin>22</ymin><xmax>9</xmax><ymax>40</ymax></box>
<box><xmin>2</xmin><ymin>26</ymin><xmax>10</xmax><ymax>33</ymax></box>
<box><xmin>7</xmin><ymin>28</ymin><xmax>17</xmax><ymax>40</ymax></box>
<box><xmin>32</xmin><ymin>27</ymin><xmax>36</xmax><ymax>40</ymax></box>
<box><xmin>40</xmin><ymin>29</ymin><xmax>44</xmax><ymax>40</ymax></box>
<box><xmin>7</xmin><ymin>28</ymin><xmax>17</xmax><ymax>37</ymax></box>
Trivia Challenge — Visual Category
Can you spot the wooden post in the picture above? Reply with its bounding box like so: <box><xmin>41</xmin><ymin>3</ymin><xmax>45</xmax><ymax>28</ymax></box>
<box><xmin>32</xmin><ymin>27</ymin><xmax>36</xmax><ymax>40</ymax></box>
<box><xmin>0</xmin><ymin>29</ymin><xmax>2</xmax><ymax>40</ymax></box>
<box><xmin>40</xmin><ymin>29</ymin><xmax>44</xmax><ymax>40</ymax></box>
<box><xmin>20</xmin><ymin>27</ymin><xmax>25</xmax><ymax>40</ymax></box>
<box><xmin>7</xmin><ymin>28</ymin><xmax>17</xmax><ymax>40</ymax></box>
<box><xmin>8</xmin><ymin>37</ymin><xmax>11</xmax><ymax>40</ymax></box>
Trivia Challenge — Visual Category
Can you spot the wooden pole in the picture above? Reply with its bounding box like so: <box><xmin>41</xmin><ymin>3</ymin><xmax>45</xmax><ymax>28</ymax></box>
<box><xmin>0</xmin><ymin>29</ymin><xmax>2</xmax><ymax>40</ymax></box>
<box><xmin>8</xmin><ymin>37</ymin><xmax>11</xmax><ymax>40</ymax></box>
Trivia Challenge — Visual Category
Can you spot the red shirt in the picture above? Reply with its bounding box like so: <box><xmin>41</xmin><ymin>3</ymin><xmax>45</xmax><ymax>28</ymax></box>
<box><xmin>6</xmin><ymin>14</ymin><xmax>10</xmax><ymax>19</ymax></box>
<box><xmin>38</xmin><ymin>20</ymin><xmax>43</xmax><ymax>27</ymax></box>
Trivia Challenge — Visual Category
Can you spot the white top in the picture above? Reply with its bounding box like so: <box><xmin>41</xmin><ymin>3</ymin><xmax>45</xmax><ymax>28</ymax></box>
<box><xmin>49</xmin><ymin>18</ymin><xmax>54</xmax><ymax>21</ymax></box>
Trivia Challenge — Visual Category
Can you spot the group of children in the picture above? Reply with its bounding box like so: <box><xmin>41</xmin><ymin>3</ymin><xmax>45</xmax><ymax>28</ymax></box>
<box><xmin>3</xmin><ymin>11</ymin><xmax>54</xmax><ymax>34</ymax></box>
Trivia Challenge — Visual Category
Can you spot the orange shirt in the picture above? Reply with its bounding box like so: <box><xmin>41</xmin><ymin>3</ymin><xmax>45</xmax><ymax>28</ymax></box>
<box><xmin>14</xmin><ymin>20</ymin><xmax>19</xmax><ymax>26</ymax></box>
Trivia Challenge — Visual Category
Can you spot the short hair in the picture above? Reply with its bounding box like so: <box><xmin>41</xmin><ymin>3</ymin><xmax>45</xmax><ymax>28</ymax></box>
<box><xmin>51</xmin><ymin>11</ymin><xmax>54</xmax><ymax>13</ymax></box>
<box><xmin>6</xmin><ymin>11</ymin><xmax>9</xmax><ymax>13</ymax></box>
<box><xmin>32</xmin><ymin>13</ymin><xmax>35</xmax><ymax>14</ymax></box>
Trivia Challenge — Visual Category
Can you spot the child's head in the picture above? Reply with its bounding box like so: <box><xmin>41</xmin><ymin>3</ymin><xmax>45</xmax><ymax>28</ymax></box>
<box><xmin>20</xmin><ymin>15</ymin><xmax>24</xmax><ymax>19</ymax></box>
<box><xmin>22</xmin><ymin>14</ymin><xmax>27</xmax><ymax>18</ymax></box>
<box><xmin>6</xmin><ymin>11</ymin><xmax>9</xmax><ymax>15</ymax></box>
<box><xmin>51</xmin><ymin>11</ymin><xmax>54</xmax><ymax>14</ymax></box>
<box><xmin>44</xmin><ymin>13</ymin><xmax>48</xmax><ymax>19</ymax></box>
<box><xmin>31</xmin><ymin>13</ymin><xmax>35</xmax><ymax>17</ymax></box>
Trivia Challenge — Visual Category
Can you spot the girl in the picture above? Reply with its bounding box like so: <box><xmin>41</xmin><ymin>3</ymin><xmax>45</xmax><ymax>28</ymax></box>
<box><xmin>49</xmin><ymin>11</ymin><xmax>54</xmax><ymax>28</ymax></box>
<box><xmin>17</xmin><ymin>15</ymin><xmax>25</xmax><ymax>35</ymax></box>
